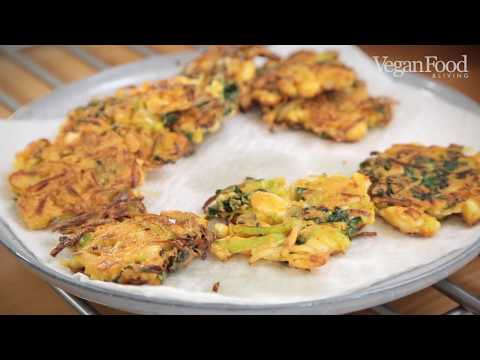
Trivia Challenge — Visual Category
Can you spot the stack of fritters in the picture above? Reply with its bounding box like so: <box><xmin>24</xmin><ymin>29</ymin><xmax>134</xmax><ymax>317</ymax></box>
<box><xmin>359</xmin><ymin>144</ymin><xmax>480</xmax><ymax>236</ymax></box>
<box><xmin>203</xmin><ymin>173</ymin><xmax>375</xmax><ymax>270</ymax></box>
<box><xmin>243</xmin><ymin>50</ymin><xmax>394</xmax><ymax>142</ymax></box>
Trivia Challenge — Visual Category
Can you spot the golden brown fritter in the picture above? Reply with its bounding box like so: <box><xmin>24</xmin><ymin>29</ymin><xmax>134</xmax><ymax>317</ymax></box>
<box><xmin>183</xmin><ymin>45</ymin><xmax>280</xmax><ymax>111</ymax></box>
<box><xmin>62</xmin><ymin>211</ymin><xmax>213</xmax><ymax>285</ymax></box>
<box><xmin>244</xmin><ymin>50</ymin><xmax>394</xmax><ymax>142</ymax></box>
<box><xmin>57</xmin><ymin>76</ymin><xmax>228</xmax><ymax>168</ymax></box>
<box><xmin>262</xmin><ymin>82</ymin><xmax>394</xmax><ymax>142</ymax></box>
<box><xmin>204</xmin><ymin>173</ymin><xmax>375</xmax><ymax>270</ymax></box>
<box><xmin>9</xmin><ymin>131</ymin><xmax>145</xmax><ymax>230</ymax></box>
<box><xmin>243</xmin><ymin>50</ymin><xmax>358</xmax><ymax>110</ymax></box>
<box><xmin>359</xmin><ymin>144</ymin><xmax>480</xmax><ymax>236</ymax></box>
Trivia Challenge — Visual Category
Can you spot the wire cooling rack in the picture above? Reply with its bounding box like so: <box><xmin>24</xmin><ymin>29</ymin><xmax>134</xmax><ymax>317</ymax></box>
<box><xmin>0</xmin><ymin>45</ymin><xmax>479</xmax><ymax>315</ymax></box>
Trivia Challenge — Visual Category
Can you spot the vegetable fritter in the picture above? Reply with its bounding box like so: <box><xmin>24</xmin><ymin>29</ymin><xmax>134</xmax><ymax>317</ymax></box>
<box><xmin>58</xmin><ymin>76</ymin><xmax>228</xmax><ymax>167</ymax></box>
<box><xmin>243</xmin><ymin>50</ymin><xmax>394</xmax><ymax>142</ymax></box>
<box><xmin>183</xmin><ymin>45</ymin><xmax>280</xmax><ymax>112</ymax></box>
<box><xmin>62</xmin><ymin>212</ymin><xmax>212</xmax><ymax>285</ymax></box>
<box><xmin>9</xmin><ymin>131</ymin><xmax>145</xmax><ymax>230</ymax></box>
<box><xmin>262</xmin><ymin>82</ymin><xmax>394</xmax><ymax>142</ymax></box>
<box><xmin>204</xmin><ymin>173</ymin><xmax>375</xmax><ymax>270</ymax></box>
<box><xmin>359</xmin><ymin>144</ymin><xmax>480</xmax><ymax>236</ymax></box>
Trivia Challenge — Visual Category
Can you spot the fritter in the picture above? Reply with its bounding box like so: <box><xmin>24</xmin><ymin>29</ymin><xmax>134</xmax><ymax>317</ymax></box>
<box><xmin>359</xmin><ymin>144</ymin><xmax>480</xmax><ymax>236</ymax></box>
<box><xmin>62</xmin><ymin>211</ymin><xmax>212</xmax><ymax>285</ymax></box>
<box><xmin>244</xmin><ymin>50</ymin><xmax>394</xmax><ymax>142</ymax></box>
<box><xmin>9</xmin><ymin>131</ymin><xmax>145</xmax><ymax>230</ymax></box>
<box><xmin>183</xmin><ymin>45</ymin><xmax>280</xmax><ymax>111</ymax></box>
<box><xmin>204</xmin><ymin>173</ymin><xmax>375</xmax><ymax>270</ymax></box>
<box><xmin>57</xmin><ymin>76</ymin><xmax>229</xmax><ymax>168</ymax></box>
<box><xmin>261</xmin><ymin>82</ymin><xmax>394</xmax><ymax>142</ymax></box>
<box><xmin>243</xmin><ymin>50</ymin><xmax>358</xmax><ymax>110</ymax></box>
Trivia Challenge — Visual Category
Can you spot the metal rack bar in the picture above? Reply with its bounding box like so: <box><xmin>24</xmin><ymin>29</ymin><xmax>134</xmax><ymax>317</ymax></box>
<box><xmin>0</xmin><ymin>90</ymin><xmax>20</xmax><ymax>110</ymax></box>
<box><xmin>372</xmin><ymin>305</ymin><xmax>399</xmax><ymax>315</ymax></box>
<box><xmin>127</xmin><ymin>45</ymin><xmax>157</xmax><ymax>57</ymax></box>
<box><xmin>1</xmin><ymin>48</ymin><xmax>63</xmax><ymax>88</ymax></box>
<box><xmin>433</xmin><ymin>280</ymin><xmax>480</xmax><ymax>314</ymax></box>
<box><xmin>445</xmin><ymin>306</ymin><xmax>474</xmax><ymax>315</ymax></box>
<box><xmin>63</xmin><ymin>45</ymin><xmax>109</xmax><ymax>71</ymax></box>
<box><xmin>51</xmin><ymin>287</ymin><xmax>99</xmax><ymax>315</ymax></box>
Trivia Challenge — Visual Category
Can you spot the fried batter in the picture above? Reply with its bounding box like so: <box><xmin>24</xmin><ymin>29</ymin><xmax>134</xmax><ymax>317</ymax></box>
<box><xmin>204</xmin><ymin>173</ymin><xmax>375</xmax><ymax>270</ymax></box>
<box><xmin>63</xmin><ymin>212</ymin><xmax>212</xmax><ymax>285</ymax></box>
<box><xmin>359</xmin><ymin>144</ymin><xmax>480</xmax><ymax>236</ymax></box>
<box><xmin>245</xmin><ymin>50</ymin><xmax>394</xmax><ymax>142</ymax></box>
<box><xmin>244</xmin><ymin>50</ymin><xmax>357</xmax><ymax>110</ymax></box>
<box><xmin>57</xmin><ymin>76</ymin><xmax>228</xmax><ymax>167</ymax></box>
<box><xmin>183</xmin><ymin>45</ymin><xmax>280</xmax><ymax>111</ymax></box>
<box><xmin>9</xmin><ymin>131</ymin><xmax>145</xmax><ymax>230</ymax></box>
<box><xmin>262</xmin><ymin>83</ymin><xmax>394</xmax><ymax>142</ymax></box>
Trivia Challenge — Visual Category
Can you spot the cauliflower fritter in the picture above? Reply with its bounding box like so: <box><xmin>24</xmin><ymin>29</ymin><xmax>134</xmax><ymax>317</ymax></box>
<box><xmin>204</xmin><ymin>173</ymin><xmax>375</xmax><ymax>270</ymax></box>
<box><xmin>57</xmin><ymin>76</ymin><xmax>228</xmax><ymax>168</ymax></box>
<box><xmin>359</xmin><ymin>144</ymin><xmax>480</xmax><ymax>236</ymax></box>
<box><xmin>244</xmin><ymin>50</ymin><xmax>394</xmax><ymax>142</ymax></box>
<box><xmin>183</xmin><ymin>45</ymin><xmax>280</xmax><ymax>111</ymax></box>
<box><xmin>9</xmin><ymin>132</ymin><xmax>145</xmax><ymax>230</ymax></box>
<box><xmin>62</xmin><ymin>212</ymin><xmax>212</xmax><ymax>285</ymax></box>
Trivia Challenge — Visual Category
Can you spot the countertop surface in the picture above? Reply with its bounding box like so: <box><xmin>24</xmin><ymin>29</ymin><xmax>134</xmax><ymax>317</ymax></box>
<box><xmin>0</xmin><ymin>45</ymin><xmax>479</xmax><ymax>315</ymax></box>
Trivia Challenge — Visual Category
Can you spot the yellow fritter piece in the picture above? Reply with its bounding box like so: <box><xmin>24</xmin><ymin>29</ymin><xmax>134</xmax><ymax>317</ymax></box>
<box><xmin>359</xmin><ymin>144</ymin><xmax>480</xmax><ymax>236</ymax></box>
<box><xmin>9</xmin><ymin>132</ymin><xmax>145</xmax><ymax>230</ymax></box>
<box><xmin>204</xmin><ymin>173</ymin><xmax>375</xmax><ymax>270</ymax></box>
<box><xmin>63</xmin><ymin>212</ymin><xmax>212</xmax><ymax>285</ymax></box>
<box><xmin>378</xmin><ymin>206</ymin><xmax>440</xmax><ymax>237</ymax></box>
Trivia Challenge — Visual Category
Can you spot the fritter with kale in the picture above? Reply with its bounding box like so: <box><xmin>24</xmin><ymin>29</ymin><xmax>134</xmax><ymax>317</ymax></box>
<box><xmin>359</xmin><ymin>144</ymin><xmax>480</xmax><ymax>236</ymax></box>
<box><xmin>204</xmin><ymin>173</ymin><xmax>375</xmax><ymax>270</ymax></box>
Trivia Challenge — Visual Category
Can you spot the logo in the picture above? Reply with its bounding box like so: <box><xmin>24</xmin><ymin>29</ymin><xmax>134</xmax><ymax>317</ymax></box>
<box><xmin>373</xmin><ymin>55</ymin><xmax>469</xmax><ymax>79</ymax></box>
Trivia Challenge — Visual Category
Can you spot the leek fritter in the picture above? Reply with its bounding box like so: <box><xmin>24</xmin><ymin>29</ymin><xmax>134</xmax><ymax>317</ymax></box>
<box><xmin>204</xmin><ymin>173</ymin><xmax>375</xmax><ymax>270</ymax></box>
<box><xmin>9</xmin><ymin>132</ymin><xmax>145</xmax><ymax>230</ymax></box>
<box><xmin>359</xmin><ymin>144</ymin><xmax>480</xmax><ymax>236</ymax></box>
<box><xmin>57</xmin><ymin>76</ymin><xmax>229</xmax><ymax>167</ymax></box>
<box><xmin>61</xmin><ymin>212</ymin><xmax>212</xmax><ymax>285</ymax></box>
